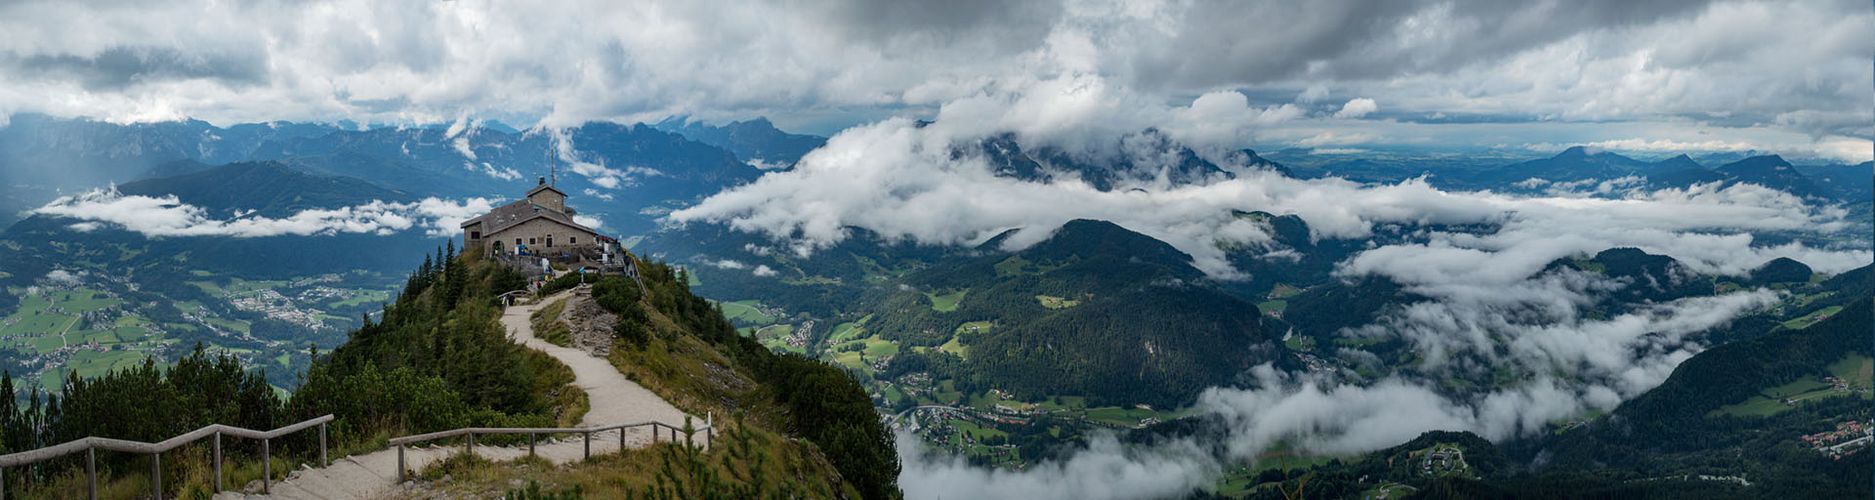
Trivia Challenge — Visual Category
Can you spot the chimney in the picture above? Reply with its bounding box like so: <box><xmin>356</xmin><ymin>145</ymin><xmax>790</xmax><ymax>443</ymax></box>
<box><xmin>538</xmin><ymin>176</ymin><xmax>546</xmax><ymax>186</ymax></box>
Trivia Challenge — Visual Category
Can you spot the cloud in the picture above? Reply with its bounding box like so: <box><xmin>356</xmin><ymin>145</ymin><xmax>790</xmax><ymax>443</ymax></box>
<box><xmin>1333</xmin><ymin>98</ymin><xmax>1377</xmax><ymax>119</ymax></box>
<box><xmin>698</xmin><ymin>108</ymin><xmax>1863</xmax><ymax>494</ymax></box>
<box><xmin>547</xmin><ymin>128</ymin><xmax>664</xmax><ymax>189</ymax></box>
<box><xmin>899</xmin><ymin>431</ymin><xmax>1216</xmax><ymax>500</ymax></box>
<box><xmin>467</xmin><ymin>162</ymin><xmax>522</xmax><ymax>181</ymax></box>
<box><xmin>0</xmin><ymin>0</ymin><xmax>1859</xmax><ymax>151</ymax></box>
<box><xmin>899</xmin><ymin>279</ymin><xmax>1782</xmax><ymax>495</ymax></box>
<box><xmin>573</xmin><ymin>214</ymin><xmax>604</xmax><ymax>230</ymax></box>
<box><xmin>33</xmin><ymin>186</ymin><xmax>495</xmax><ymax>237</ymax></box>
<box><xmin>674</xmin><ymin>117</ymin><xmax>1867</xmax><ymax>280</ymax></box>
<box><xmin>43</xmin><ymin>269</ymin><xmax>83</xmax><ymax>286</ymax></box>
<box><xmin>751</xmin><ymin>264</ymin><xmax>777</xmax><ymax>277</ymax></box>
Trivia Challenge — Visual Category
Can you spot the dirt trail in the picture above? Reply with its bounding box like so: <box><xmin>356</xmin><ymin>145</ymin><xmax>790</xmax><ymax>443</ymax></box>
<box><xmin>217</xmin><ymin>289</ymin><xmax>697</xmax><ymax>499</ymax></box>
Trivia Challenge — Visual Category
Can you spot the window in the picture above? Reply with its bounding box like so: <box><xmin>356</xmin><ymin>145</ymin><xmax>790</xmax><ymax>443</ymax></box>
<box><xmin>546</xmin><ymin>235</ymin><xmax>554</xmax><ymax>247</ymax></box>
<box><xmin>529</xmin><ymin>238</ymin><xmax>537</xmax><ymax>245</ymax></box>
<box><xmin>515</xmin><ymin>238</ymin><xmax>522</xmax><ymax>246</ymax></box>
<box><xmin>569</xmin><ymin>236</ymin><xmax>577</xmax><ymax>244</ymax></box>
<box><xmin>470</xmin><ymin>231</ymin><xmax>481</xmax><ymax>240</ymax></box>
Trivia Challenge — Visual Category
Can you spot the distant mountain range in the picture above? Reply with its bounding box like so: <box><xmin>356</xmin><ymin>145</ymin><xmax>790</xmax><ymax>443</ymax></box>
<box><xmin>0</xmin><ymin>114</ymin><xmax>824</xmax><ymax>233</ymax></box>
<box><xmin>1489</xmin><ymin>146</ymin><xmax>1871</xmax><ymax>202</ymax></box>
<box><xmin>654</xmin><ymin>117</ymin><xmax>827</xmax><ymax>167</ymax></box>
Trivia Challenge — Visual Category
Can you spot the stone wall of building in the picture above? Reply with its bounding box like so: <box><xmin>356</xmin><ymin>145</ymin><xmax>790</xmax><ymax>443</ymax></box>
<box><xmin>480</xmin><ymin>217</ymin><xmax>596</xmax><ymax>255</ymax></box>
<box><xmin>528</xmin><ymin>189</ymin><xmax>566</xmax><ymax>213</ymax></box>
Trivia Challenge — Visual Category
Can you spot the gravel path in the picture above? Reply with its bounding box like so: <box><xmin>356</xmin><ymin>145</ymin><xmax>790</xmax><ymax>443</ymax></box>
<box><xmin>217</xmin><ymin>289</ymin><xmax>698</xmax><ymax>499</ymax></box>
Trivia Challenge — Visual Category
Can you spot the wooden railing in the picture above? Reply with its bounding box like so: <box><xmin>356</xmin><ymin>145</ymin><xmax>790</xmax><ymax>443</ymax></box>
<box><xmin>385</xmin><ymin>419</ymin><xmax>713</xmax><ymax>482</ymax></box>
<box><xmin>0</xmin><ymin>414</ymin><xmax>334</xmax><ymax>500</ymax></box>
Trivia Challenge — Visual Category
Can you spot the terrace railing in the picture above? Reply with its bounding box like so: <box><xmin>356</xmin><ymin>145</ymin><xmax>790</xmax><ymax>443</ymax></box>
<box><xmin>385</xmin><ymin>419</ymin><xmax>713</xmax><ymax>482</ymax></box>
<box><xmin>0</xmin><ymin>414</ymin><xmax>333</xmax><ymax>500</ymax></box>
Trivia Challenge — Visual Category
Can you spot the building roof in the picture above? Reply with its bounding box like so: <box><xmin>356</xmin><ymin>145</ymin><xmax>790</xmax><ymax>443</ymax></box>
<box><xmin>460</xmin><ymin>199</ymin><xmax>597</xmax><ymax>236</ymax></box>
<box><xmin>526</xmin><ymin>182</ymin><xmax>568</xmax><ymax>198</ymax></box>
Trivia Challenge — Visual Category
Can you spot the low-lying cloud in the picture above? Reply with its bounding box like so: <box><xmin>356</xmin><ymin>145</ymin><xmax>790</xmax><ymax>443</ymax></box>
<box><xmin>33</xmin><ymin>187</ymin><xmax>495</xmax><ymax>238</ymax></box>
<box><xmin>673</xmin><ymin>108</ymin><xmax>1869</xmax><ymax>499</ymax></box>
<box><xmin>672</xmin><ymin>116</ymin><xmax>1868</xmax><ymax>281</ymax></box>
<box><xmin>899</xmin><ymin>283</ymin><xmax>1784</xmax><ymax>500</ymax></box>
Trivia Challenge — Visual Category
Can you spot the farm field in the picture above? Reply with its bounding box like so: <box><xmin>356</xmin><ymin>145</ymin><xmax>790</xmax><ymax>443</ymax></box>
<box><xmin>717</xmin><ymin>299</ymin><xmax>778</xmax><ymax>325</ymax></box>
<box><xmin>1715</xmin><ymin>353</ymin><xmax>1873</xmax><ymax>417</ymax></box>
<box><xmin>925</xmin><ymin>290</ymin><xmax>966</xmax><ymax>312</ymax></box>
<box><xmin>1035</xmin><ymin>294</ymin><xmax>1080</xmax><ymax>309</ymax></box>
<box><xmin>1782</xmin><ymin>305</ymin><xmax>1843</xmax><ymax>330</ymax></box>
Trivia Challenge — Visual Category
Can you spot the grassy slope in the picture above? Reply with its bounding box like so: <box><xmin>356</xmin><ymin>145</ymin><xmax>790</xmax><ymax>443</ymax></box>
<box><xmin>423</xmin><ymin>273</ymin><xmax>868</xmax><ymax>498</ymax></box>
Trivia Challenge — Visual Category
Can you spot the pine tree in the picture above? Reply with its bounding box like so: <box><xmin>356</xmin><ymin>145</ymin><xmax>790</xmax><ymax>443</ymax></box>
<box><xmin>0</xmin><ymin>371</ymin><xmax>15</xmax><ymax>453</ymax></box>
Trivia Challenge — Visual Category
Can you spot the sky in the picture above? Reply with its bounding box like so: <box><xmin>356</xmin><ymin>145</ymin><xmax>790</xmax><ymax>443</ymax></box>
<box><xmin>8</xmin><ymin>2</ymin><xmax>1873</xmax><ymax>498</ymax></box>
<box><xmin>0</xmin><ymin>0</ymin><xmax>1869</xmax><ymax>161</ymax></box>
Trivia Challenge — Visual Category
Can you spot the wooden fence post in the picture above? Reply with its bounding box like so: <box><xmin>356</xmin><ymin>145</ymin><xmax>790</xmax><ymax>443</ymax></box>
<box><xmin>528</xmin><ymin>432</ymin><xmax>536</xmax><ymax>457</ymax></box>
<box><xmin>319</xmin><ymin>422</ymin><xmax>328</xmax><ymax>467</ymax></box>
<box><xmin>151</xmin><ymin>451</ymin><xmax>161</xmax><ymax>500</ymax></box>
<box><xmin>262</xmin><ymin>438</ymin><xmax>271</xmax><ymax>494</ymax></box>
<box><xmin>396</xmin><ymin>445</ymin><xmax>405</xmax><ymax>483</ymax></box>
<box><xmin>212</xmin><ymin>431</ymin><xmax>222</xmax><ymax>492</ymax></box>
<box><xmin>86</xmin><ymin>446</ymin><xmax>96</xmax><ymax>500</ymax></box>
<box><xmin>583</xmin><ymin>431</ymin><xmax>591</xmax><ymax>460</ymax></box>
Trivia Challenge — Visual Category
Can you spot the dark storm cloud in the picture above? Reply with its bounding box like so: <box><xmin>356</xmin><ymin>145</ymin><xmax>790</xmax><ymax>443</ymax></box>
<box><xmin>1082</xmin><ymin>1</ymin><xmax>1714</xmax><ymax>90</ymax></box>
<box><xmin>803</xmin><ymin>0</ymin><xmax>1061</xmax><ymax>47</ymax></box>
<box><xmin>10</xmin><ymin>45</ymin><xmax>269</xmax><ymax>90</ymax></box>
<box><xmin>0</xmin><ymin>0</ymin><xmax>1863</xmax><ymax>158</ymax></box>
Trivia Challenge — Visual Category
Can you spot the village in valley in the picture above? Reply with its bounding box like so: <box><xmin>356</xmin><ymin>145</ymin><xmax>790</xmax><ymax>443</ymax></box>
<box><xmin>0</xmin><ymin>266</ymin><xmax>397</xmax><ymax>393</ymax></box>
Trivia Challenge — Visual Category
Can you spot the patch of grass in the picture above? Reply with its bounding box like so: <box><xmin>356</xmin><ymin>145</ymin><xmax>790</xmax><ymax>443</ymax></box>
<box><xmin>606</xmin><ymin>299</ymin><xmax>769</xmax><ymax>426</ymax></box>
<box><xmin>1256</xmin><ymin>300</ymin><xmax>1287</xmax><ymax>315</ymax></box>
<box><xmin>1035</xmin><ymin>295</ymin><xmax>1080</xmax><ymax>309</ymax></box>
<box><xmin>750</xmin><ymin>324</ymin><xmax>804</xmax><ymax>354</ymax></box>
<box><xmin>1268</xmin><ymin>283</ymin><xmax>1302</xmax><ymax>299</ymax></box>
<box><xmin>531</xmin><ymin>298</ymin><xmax>574</xmax><ymax>348</ymax></box>
<box><xmin>938</xmin><ymin>332</ymin><xmax>973</xmax><ymax>359</ymax></box>
<box><xmin>1782</xmin><ymin>305</ymin><xmax>1843</xmax><ymax>330</ymax></box>
<box><xmin>716</xmin><ymin>300</ymin><xmax>777</xmax><ymax>325</ymax></box>
<box><xmin>1714</xmin><ymin>366</ymin><xmax>1857</xmax><ymax>418</ymax></box>
<box><xmin>328</xmin><ymin>289</ymin><xmax>391</xmax><ymax>309</ymax></box>
<box><xmin>1829</xmin><ymin>354</ymin><xmax>1873</xmax><ymax>386</ymax></box>
<box><xmin>825</xmin><ymin>315</ymin><xmax>873</xmax><ymax>344</ymax></box>
<box><xmin>1085</xmin><ymin>406</ymin><xmax>1165</xmax><ymax>427</ymax></box>
<box><xmin>926</xmin><ymin>290</ymin><xmax>967</xmax><ymax>312</ymax></box>
<box><xmin>407</xmin><ymin>423</ymin><xmax>857</xmax><ymax>499</ymax></box>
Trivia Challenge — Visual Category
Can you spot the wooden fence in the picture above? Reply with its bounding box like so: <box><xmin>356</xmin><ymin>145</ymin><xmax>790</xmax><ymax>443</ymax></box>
<box><xmin>0</xmin><ymin>414</ymin><xmax>334</xmax><ymax>500</ymax></box>
<box><xmin>385</xmin><ymin>419</ymin><xmax>713</xmax><ymax>482</ymax></box>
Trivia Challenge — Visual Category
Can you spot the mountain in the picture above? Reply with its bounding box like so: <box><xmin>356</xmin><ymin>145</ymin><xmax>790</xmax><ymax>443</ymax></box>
<box><xmin>1714</xmin><ymin>155</ymin><xmax>1829</xmax><ymax>199</ymax></box>
<box><xmin>0</xmin><ymin>247</ymin><xmax>900</xmax><ymax>498</ymax></box>
<box><xmin>1494</xmin><ymin>146</ymin><xmax>1660</xmax><ymax>184</ymax></box>
<box><xmin>968</xmin><ymin>130</ymin><xmax>1286</xmax><ymax>191</ymax></box>
<box><xmin>874</xmin><ymin>219</ymin><xmax>1278</xmax><ymax>408</ymax></box>
<box><xmin>0</xmin><ymin>114</ymin><xmax>340</xmax><ymax>192</ymax></box>
<box><xmin>0</xmin><ymin>163</ymin><xmax>442</xmax><ymax>388</ymax></box>
<box><xmin>120</xmin><ymin>161</ymin><xmax>412</xmax><ymax>216</ymax></box>
<box><xmin>1218</xmin><ymin>210</ymin><xmax>1369</xmax><ymax>299</ymax></box>
<box><xmin>1518</xmin><ymin>298</ymin><xmax>1873</xmax><ymax>497</ymax></box>
<box><xmin>1796</xmin><ymin>161</ymin><xmax>1874</xmax><ymax>202</ymax></box>
<box><xmin>655</xmin><ymin>117</ymin><xmax>827</xmax><ymax>166</ymax></box>
<box><xmin>1748</xmin><ymin>257</ymin><xmax>1813</xmax><ymax>286</ymax></box>
<box><xmin>0</xmin><ymin>115</ymin><xmax>769</xmax><ymax>237</ymax></box>
<box><xmin>1229</xmin><ymin>294</ymin><xmax>1874</xmax><ymax>499</ymax></box>
<box><xmin>2</xmin><ymin>162</ymin><xmax>432</xmax><ymax>280</ymax></box>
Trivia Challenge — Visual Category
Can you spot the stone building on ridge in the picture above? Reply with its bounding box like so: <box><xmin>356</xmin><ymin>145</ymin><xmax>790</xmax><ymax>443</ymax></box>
<box><xmin>460</xmin><ymin>177</ymin><xmax>600</xmax><ymax>256</ymax></box>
